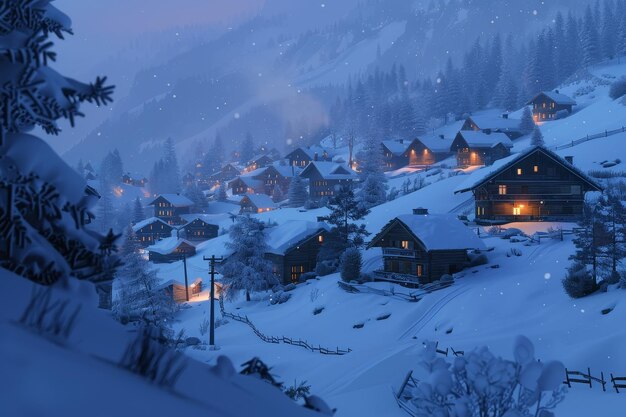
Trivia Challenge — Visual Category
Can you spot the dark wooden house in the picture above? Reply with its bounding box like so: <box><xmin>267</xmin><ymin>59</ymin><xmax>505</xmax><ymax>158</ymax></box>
<box><xmin>180</xmin><ymin>215</ymin><xmax>219</xmax><ymax>241</ymax></box>
<box><xmin>299</xmin><ymin>161</ymin><xmax>358</xmax><ymax>202</ymax></box>
<box><xmin>454</xmin><ymin>146</ymin><xmax>602</xmax><ymax>223</ymax></box>
<box><xmin>368</xmin><ymin>209</ymin><xmax>486</xmax><ymax>284</ymax></box>
<box><xmin>182</xmin><ymin>172</ymin><xmax>194</xmax><ymax>188</ymax></box>
<box><xmin>240</xmin><ymin>193</ymin><xmax>278</xmax><ymax>213</ymax></box>
<box><xmin>461</xmin><ymin>113</ymin><xmax>524</xmax><ymax>139</ymax></box>
<box><xmin>147</xmin><ymin>237</ymin><xmax>196</xmax><ymax>263</ymax></box>
<box><xmin>132</xmin><ymin>217</ymin><xmax>174</xmax><ymax>247</ymax></box>
<box><xmin>265</xmin><ymin>221</ymin><xmax>330</xmax><ymax>284</ymax></box>
<box><xmin>149</xmin><ymin>194</ymin><xmax>194</xmax><ymax>225</ymax></box>
<box><xmin>404</xmin><ymin>136</ymin><xmax>452</xmax><ymax>166</ymax></box>
<box><xmin>231</xmin><ymin>164</ymin><xmax>299</xmax><ymax>196</ymax></box>
<box><xmin>451</xmin><ymin>131</ymin><xmax>513</xmax><ymax>166</ymax></box>
<box><xmin>208</xmin><ymin>163</ymin><xmax>242</xmax><ymax>185</ymax></box>
<box><xmin>228</xmin><ymin>175</ymin><xmax>263</xmax><ymax>195</ymax></box>
<box><xmin>285</xmin><ymin>146</ymin><xmax>334</xmax><ymax>167</ymax></box>
<box><xmin>381</xmin><ymin>140</ymin><xmax>410</xmax><ymax>171</ymax></box>
<box><xmin>157</xmin><ymin>278</ymin><xmax>203</xmax><ymax>303</ymax></box>
<box><xmin>526</xmin><ymin>90</ymin><xmax>576</xmax><ymax>122</ymax></box>
<box><xmin>245</xmin><ymin>154</ymin><xmax>274</xmax><ymax>172</ymax></box>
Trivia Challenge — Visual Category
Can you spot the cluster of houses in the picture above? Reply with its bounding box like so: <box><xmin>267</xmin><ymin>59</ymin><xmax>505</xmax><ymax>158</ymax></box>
<box><xmin>129</xmin><ymin>89</ymin><xmax>595</xmax><ymax>299</ymax></box>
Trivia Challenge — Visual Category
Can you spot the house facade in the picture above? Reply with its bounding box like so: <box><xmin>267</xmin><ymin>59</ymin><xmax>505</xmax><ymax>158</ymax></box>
<box><xmin>181</xmin><ymin>216</ymin><xmax>219</xmax><ymax>242</ymax></box>
<box><xmin>132</xmin><ymin>217</ymin><xmax>174</xmax><ymax>247</ymax></box>
<box><xmin>147</xmin><ymin>237</ymin><xmax>196</xmax><ymax>263</ymax></box>
<box><xmin>240</xmin><ymin>193</ymin><xmax>278</xmax><ymax>213</ymax></box>
<box><xmin>229</xmin><ymin>176</ymin><xmax>262</xmax><ymax>195</ymax></box>
<box><xmin>526</xmin><ymin>91</ymin><xmax>576</xmax><ymax>122</ymax></box>
<box><xmin>381</xmin><ymin>140</ymin><xmax>410</xmax><ymax>171</ymax></box>
<box><xmin>264</xmin><ymin>221</ymin><xmax>329</xmax><ymax>284</ymax></box>
<box><xmin>404</xmin><ymin>136</ymin><xmax>452</xmax><ymax>166</ymax></box>
<box><xmin>368</xmin><ymin>209</ymin><xmax>486</xmax><ymax>284</ymax></box>
<box><xmin>461</xmin><ymin>114</ymin><xmax>524</xmax><ymax>139</ymax></box>
<box><xmin>285</xmin><ymin>146</ymin><xmax>334</xmax><ymax>167</ymax></box>
<box><xmin>299</xmin><ymin>161</ymin><xmax>358</xmax><ymax>202</ymax></box>
<box><xmin>454</xmin><ymin>147</ymin><xmax>602</xmax><ymax>223</ymax></box>
<box><xmin>450</xmin><ymin>131</ymin><xmax>513</xmax><ymax>166</ymax></box>
<box><xmin>245</xmin><ymin>154</ymin><xmax>274</xmax><ymax>172</ymax></box>
<box><xmin>149</xmin><ymin>194</ymin><xmax>193</xmax><ymax>225</ymax></box>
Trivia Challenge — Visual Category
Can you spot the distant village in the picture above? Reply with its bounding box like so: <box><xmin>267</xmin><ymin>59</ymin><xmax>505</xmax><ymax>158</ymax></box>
<box><xmin>80</xmin><ymin>89</ymin><xmax>602</xmax><ymax>303</ymax></box>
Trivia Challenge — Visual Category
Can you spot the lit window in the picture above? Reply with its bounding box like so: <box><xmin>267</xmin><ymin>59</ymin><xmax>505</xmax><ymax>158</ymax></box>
<box><xmin>401</xmin><ymin>240</ymin><xmax>409</xmax><ymax>249</ymax></box>
<box><xmin>498</xmin><ymin>185</ymin><xmax>507</xmax><ymax>195</ymax></box>
<box><xmin>517</xmin><ymin>168</ymin><xmax>522</xmax><ymax>175</ymax></box>
<box><xmin>534</xmin><ymin>165</ymin><xmax>539</xmax><ymax>173</ymax></box>
<box><xmin>513</xmin><ymin>207</ymin><xmax>521</xmax><ymax>215</ymax></box>
<box><xmin>318</xmin><ymin>235</ymin><xmax>324</xmax><ymax>243</ymax></box>
<box><xmin>417</xmin><ymin>264</ymin><xmax>423</xmax><ymax>276</ymax></box>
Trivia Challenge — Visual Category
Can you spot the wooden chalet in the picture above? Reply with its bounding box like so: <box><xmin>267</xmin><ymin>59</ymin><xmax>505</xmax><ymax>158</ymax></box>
<box><xmin>454</xmin><ymin>146</ymin><xmax>602</xmax><ymax>223</ymax></box>
<box><xmin>240</xmin><ymin>193</ymin><xmax>278</xmax><ymax>214</ymax></box>
<box><xmin>182</xmin><ymin>172</ymin><xmax>194</xmax><ymax>188</ymax></box>
<box><xmin>148</xmin><ymin>194</ymin><xmax>194</xmax><ymax>225</ymax></box>
<box><xmin>245</xmin><ymin>154</ymin><xmax>274</xmax><ymax>172</ymax></box>
<box><xmin>404</xmin><ymin>135</ymin><xmax>452</xmax><ymax>166</ymax></box>
<box><xmin>299</xmin><ymin>161</ymin><xmax>358</xmax><ymax>202</ymax></box>
<box><xmin>147</xmin><ymin>237</ymin><xmax>196</xmax><ymax>263</ymax></box>
<box><xmin>450</xmin><ymin>131</ymin><xmax>513</xmax><ymax>167</ymax></box>
<box><xmin>462</xmin><ymin>113</ymin><xmax>524</xmax><ymax>139</ymax></box>
<box><xmin>228</xmin><ymin>175</ymin><xmax>263</xmax><ymax>195</ymax></box>
<box><xmin>526</xmin><ymin>90</ymin><xmax>576</xmax><ymax>122</ymax></box>
<box><xmin>264</xmin><ymin>221</ymin><xmax>330</xmax><ymax>284</ymax></box>
<box><xmin>208</xmin><ymin>163</ymin><xmax>242</xmax><ymax>185</ymax></box>
<box><xmin>368</xmin><ymin>208</ymin><xmax>486</xmax><ymax>284</ymax></box>
<box><xmin>158</xmin><ymin>278</ymin><xmax>203</xmax><ymax>303</ymax></box>
<box><xmin>122</xmin><ymin>172</ymin><xmax>148</xmax><ymax>187</ymax></box>
<box><xmin>180</xmin><ymin>215</ymin><xmax>219</xmax><ymax>242</ymax></box>
<box><xmin>381</xmin><ymin>140</ymin><xmax>410</xmax><ymax>171</ymax></box>
<box><xmin>285</xmin><ymin>146</ymin><xmax>334</xmax><ymax>167</ymax></box>
<box><xmin>132</xmin><ymin>217</ymin><xmax>174</xmax><ymax>247</ymax></box>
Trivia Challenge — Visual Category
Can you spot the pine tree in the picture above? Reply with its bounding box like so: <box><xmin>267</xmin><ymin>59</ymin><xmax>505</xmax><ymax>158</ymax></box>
<box><xmin>272</xmin><ymin>184</ymin><xmax>284</xmax><ymax>203</ymax></box>
<box><xmin>326</xmin><ymin>185</ymin><xmax>370</xmax><ymax>246</ymax></box>
<box><xmin>601</xmin><ymin>0</ymin><xmax>618</xmax><ymax>60</ymax></box>
<box><xmin>132</xmin><ymin>197</ymin><xmax>145</xmax><ymax>224</ymax></box>
<box><xmin>581</xmin><ymin>5</ymin><xmax>601</xmax><ymax>67</ymax></box>
<box><xmin>531</xmin><ymin>126</ymin><xmax>545</xmax><ymax>146</ymax></box>
<box><xmin>163</xmin><ymin>138</ymin><xmax>181</xmax><ymax>194</ymax></box>
<box><xmin>340</xmin><ymin>247</ymin><xmax>362</xmax><ymax>282</ymax></box>
<box><xmin>520</xmin><ymin>107</ymin><xmax>535</xmax><ymax>135</ymax></box>
<box><xmin>287</xmin><ymin>175</ymin><xmax>308</xmax><ymax>207</ymax></box>
<box><xmin>356</xmin><ymin>136</ymin><xmax>387</xmax><ymax>209</ymax></box>
<box><xmin>564</xmin><ymin>12</ymin><xmax>582</xmax><ymax>78</ymax></box>
<box><xmin>184</xmin><ymin>184</ymin><xmax>208</xmax><ymax>212</ymax></box>
<box><xmin>240</xmin><ymin>132</ymin><xmax>255</xmax><ymax>165</ymax></box>
<box><xmin>220</xmin><ymin>216</ymin><xmax>278</xmax><ymax>301</ymax></box>
<box><xmin>216</xmin><ymin>184</ymin><xmax>228</xmax><ymax>202</ymax></box>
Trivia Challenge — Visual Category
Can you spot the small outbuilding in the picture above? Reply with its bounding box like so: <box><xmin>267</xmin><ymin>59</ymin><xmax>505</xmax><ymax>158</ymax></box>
<box><xmin>240</xmin><ymin>193</ymin><xmax>278</xmax><ymax>213</ymax></box>
<box><xmin>147</xmin><ymin>237</ymin><xmax>196</xmax><ymax>263</ymax></box>
<box><xmin>450</xmin><ymin>130</ymin><xmax>513</xmax><ymax>166</ymax></box>
<box><xmin>526</xmin><ymin>90</ymin><xmax>576</xmax><ymax>122</ymax></box>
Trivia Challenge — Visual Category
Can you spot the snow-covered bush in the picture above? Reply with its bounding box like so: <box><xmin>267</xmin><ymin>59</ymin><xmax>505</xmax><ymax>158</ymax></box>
<box><xmin>269</xmin><ymin>291</ymin><xmax>291</xmax><ymax>305</ymax></box>
<box><xmin>340</xmin><ymin>247</ymin><xmax>362</xmax><ymax>282</ymax></box>
<box><xmin>609</xmin><ymin>77</ymin><xmax>626</xmax><ymax>100</ymax></box>
<box><xmin>0</xmin><ymin>0</ymin><xmax>117</xmax><ymax>307</ymax></box>
<box><xmin>284</xmin><ymin>380</ymin><xmax>311</xmax><ymax>401</ymax></box>
<box><xmin>315</xmin><ymin>259</ymin><xmax>338</xmax><ymax>276</ymax></box>
<box><xmin>562</xmin><ymin>262</ymin><xmax>598</xmax><ymax>298</ymax></box>
<box><xmin>467</xmin><ymin>252</ymin><xmax>488</xmax><ymax>267</ymax></box>
<box><xmin>300</xmin><ymin>271</ymin><xmax>317</xmax><ymax>282</ymax></box>
<box><xmin>500</xmin><ymin>228</ymin><xmax>524</xmax><ymax>239</ymax></box>
<box><xmin>412</xmin><ymin>336</ymin><xmax>566</xmax><ymax>417</ymax></box>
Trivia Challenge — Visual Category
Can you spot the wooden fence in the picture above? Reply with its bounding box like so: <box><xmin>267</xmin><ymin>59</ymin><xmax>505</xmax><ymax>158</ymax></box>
<box><xmin>549</xmin><ymin>126</ymin><xmax>626</xmax><ymax>151</ymax></box>
<box><xmin>218</xmin><ymin>296</ymin><xmax>352</xmax><ymax>355</ymax></box>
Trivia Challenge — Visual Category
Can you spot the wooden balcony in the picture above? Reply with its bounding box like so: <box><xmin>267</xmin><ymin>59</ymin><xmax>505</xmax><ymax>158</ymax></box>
<box><xmin>382</xmin><ymin>248</ymin><xmax>418</xmax><ymax>258</ymax></box>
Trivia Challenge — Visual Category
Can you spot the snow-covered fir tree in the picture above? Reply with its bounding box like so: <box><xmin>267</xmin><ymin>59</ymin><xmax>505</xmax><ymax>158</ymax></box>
<box><xmin>272</xmin><ymin>184</ymin><xmax>284</xmax><ymax>203</ymax></box>
<box><xmin>216</xmin><ymin>184</ymin><xmax>228</xmax><ymax>202</ymax></box>
<box><xmin>325</xmin><ymin>185</ymin><xmax>370</xmax><ymax>247</ymax></box>
<box><xmin>531</xmin><ymin>126</ymin><xmax>545</xmax><ymax>147</ymax></box>
<box><xmin>0</xmin><ymin>0</ymin><xmax>117</xmax><ymax>307</ymax></box>
<box><xmin>184</xmin><ymin>183</ymin><xmax>208</xmax><ymax>212</ymax></box>
<box><xmin>220</xmin><ymin>216</ymin><xmax>278</xmax><ymax>301</ymax></box>
<box><xmin>340</xmin><ymin>247</ymin><xmax>361</xmax><ymax>282</ymax></box>
<box><xmin>239</xmin><ymin>132</ymin><xmax>255</xmax><ymax>165</ymax></box>
<box><xmin>149</xmin><ymin>138</ymin><xmax>182</xmax><ymax>195</ymax></box>
<box><xmin>287</xmin><ymin>174</ymin><xmax>308</xmax><ymax>207</ymax></box>
<box><xmin>132</xmin><ymin>197</ymin><xmax>145</xmax><ymax>224</ymax></box>
<box><xmin>519</xmin><ymin>107</ymin><xmax>535</xmax><ymax>135</ymax></box>
<box><xmin>356</xmin><ymin>135</ymin><xmax>387</xmax><ymax>209</ymax></box>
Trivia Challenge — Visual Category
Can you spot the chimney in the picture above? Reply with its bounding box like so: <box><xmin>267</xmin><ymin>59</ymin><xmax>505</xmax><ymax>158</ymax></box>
<box><xmin>413</xmin><ymin>207</ymin><xmax>429</xmax><ymax>215</ymax></box>
<box><xmin>564</xmin><ymin>156</ymin><xmax>573</xmax><ymax>164</ymax></box>
<box><xmin>502</xmin><ymin>113</ymin><xmax>509</xmax><ymax>119</ymax></box>
<box><xmin>314</xmin><ymin>152</ymin><xmax>319</xmax><ymax>161</ymax></box>
<box><xmin>555</xmin><ymin>89</ymin><xmax>560</xmax><ymax>94</ymax></box>
<box><xmin>399</xmin><ymin>139</ymin><xmax>404</xmax><ymax>144</ymax></box>
<box><xmin>484</xmin><ymin>128</ymin><xmax>492</xmax><ymax>135</ymax></box>
<box><xmin>439</xmin><ymin>134</ymin><xmax>444</xmax><ymax>139</ymax></box>
<box><xmin>316</xmin><ymin>216</ymin><xmax>328</xmax><ymax>222</ymax></box>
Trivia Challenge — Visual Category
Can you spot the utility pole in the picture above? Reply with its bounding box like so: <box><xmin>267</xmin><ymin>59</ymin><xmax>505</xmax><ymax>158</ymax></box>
<box><xmin>203</xmin><ymin>255</ymin><xmax>223</xmax><ymax>348</ymax></box>
<box><xmin>182</xmin><ymin>254</ymin><xmax>189</xmax><ymax>302</ymax></box>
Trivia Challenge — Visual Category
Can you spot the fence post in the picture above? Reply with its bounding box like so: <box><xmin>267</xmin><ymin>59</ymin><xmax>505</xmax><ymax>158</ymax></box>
<box><xmin>588</xmin><ymin>368</ymin><xmax>593</xmax><ymax>388</ymax></box>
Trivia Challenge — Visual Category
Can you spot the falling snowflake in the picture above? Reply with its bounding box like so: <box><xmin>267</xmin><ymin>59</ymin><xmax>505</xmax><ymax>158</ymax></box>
<box><xmin>234</xmin><ymin>112</ymin><xmax>240</xmax><ymax>119</ymax></box>
<box><xmin>533</xmin><ymin>9</ymin><xmax>538</xmax><ymax>15</ymax></box>
<box><xmin>544</xmin><ymin>273</ymin><xmax>551</xmax><ymax>280</ymax></box>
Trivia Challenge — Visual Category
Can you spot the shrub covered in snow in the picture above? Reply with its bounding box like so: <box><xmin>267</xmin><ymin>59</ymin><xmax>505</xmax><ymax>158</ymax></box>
<box><xmin>412</xmin><ymin>336</ymin><xmax>566</xmax><ymax>417</ymax></box>
<box><xmin>609</xmin><ymin>77</ymin><xmax>626</xmax><ymax>100</ymax></box>
<box><xmin>562</xmin><ymin>262</ymin><xmax>598</xmax><ymax>298</ymax></box>
<box><xmin>467</xmin><ymin>252</ymin><xmax>488</xmax><ymax>267</ymax></box>
<box><xmin>340</xmin><ymin>247</ymin><xmax>362</xmax><ymax>282</ymax></box>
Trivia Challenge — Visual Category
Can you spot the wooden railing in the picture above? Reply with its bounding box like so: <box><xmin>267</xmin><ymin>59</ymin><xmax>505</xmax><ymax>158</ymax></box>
<box><xmin>382</xmin><ymin>248</ymin><xmax>418</xmax><ymax>258</ymax></box>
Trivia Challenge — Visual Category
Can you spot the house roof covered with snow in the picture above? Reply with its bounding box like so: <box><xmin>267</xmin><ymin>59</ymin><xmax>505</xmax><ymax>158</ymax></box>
<box><xmin>382</xmin><ymin>140</ymin><xmax>410</xmax><ymax>156</ymax></box>
<box><xmin>465</xmin><ymin>114</ymin><xmax>522</xmax><ymax>132</ymax></box>
<box><xmin>369</xmin><ymin>213</ymin><xmax>486</xmax><ymax>251</ymax></box>
<box><xmin>527</xmin><ymin>91</ymin><xmax>577</xmax><ymax>106</ymax></box>
<box><xmin>265</xmin><ymin>221</ymin><xmax>330</xmax><ymax>255</ymax></box>
<box><xmin>148</xmin><ymin>194</ymin><xmax>193</xmax><ymax>207</ymax></box>
<box><xmin>241</xmin><ymin>193</ymin><xmax>277</xmax><ymax>209</ymax></box>
<box><xmin>147</xmin><ymin>237</ymin><xmax>195</xmax><ymax>255</ymax></box>
<box><xmin>454</xmin><ymin>146</ymin><xmax>603</xmax><ymax>194</ymax></box>
<box><xmin>286</xmin><ymin>145</ymin><xmax>335</xmax><ymax>160</ymax></box>
<box><xmin>132</xmin><ymin>216</ymin><xmax>172</xmax><ymax>232</ymax></box>
<box><xmin>300</xmin><ymin>161</ymin><xmax>358</xmax><ymax>180</ymax></box>
<box><xmin>455</xmin><ymin>131</ymin><xmax>513</xmax><ymax>149</ymax></box>
<box><xmin>409</xmin><ymin>135</ymin><xmax>453</xmax><ymax>153</ymax></box>
<box><xmin>179</xmin><ymin>213</ymin><xmax>222</xmax><ymax>227</ymax></box>
<box><xmin>229</xmin><ymin>176</ymin><xmax>263</xmax><ymax>190</ymax></box>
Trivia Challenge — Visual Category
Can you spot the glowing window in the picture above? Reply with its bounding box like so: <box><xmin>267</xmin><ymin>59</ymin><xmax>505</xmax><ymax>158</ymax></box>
<box><xmin>318</xmin><ymin>235</ymin><xmax>324</xmax><ymax>243</ymax></box>
<box><xmin>417</xmin><ymin>264</ymin><xmax>423</xmax><ymax>276</ymax></box>
<box><xmin>534</xmin><ymin>165</ymin><xmax>539</xmax><ymax>173</ymax></box>
<box><xmin>517</xmin><ymin>168</ymin><xmax>523</xmax><ymax>175</ymax></box>
<box><xmin>513</xmin><ymin>207</ymin><xmax>521</xmax><ymax>215</ymax></box>
<box><xmin>401</xmin><ymin>240</ymin><xmax>410</xmax><ymax>249</ymax></box>
<box><xmin>498</xmin><ymin>185</ymin><xmax>507</xmax><ymax>195</ymax></box>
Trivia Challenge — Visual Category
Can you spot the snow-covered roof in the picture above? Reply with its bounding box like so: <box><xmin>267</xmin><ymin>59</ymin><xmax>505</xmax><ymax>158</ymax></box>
<box><xmin>265</xmin><ymin>220</ymin><xmax>330</xmax><ymax>255</ymax></box>
<box><xmin>149</xmin><ymin>194</ymin><xmax>193</xmax><ymax>207</ymax></box>
<box><xmin>411</xmin><ymin>135</ymin><xmax>453</xmax><ymax>153</ymax></box>
<box><xmin>267</xmin><ymin>163</ymin><xmax>301</xmax><ymax>178</ymax></box>
<box><xmin>147</xmin><ymin>237</ymin><xmax>195</xmax><ymax>255</ymax></box>
<box><xmin>466</xmin><ymin>115</ymin><xmax>522</xmax><ymax>132</ymax></box>
<box><xmin>230</xmin><ymin>176</ymin><xmax>263</xmax><ymax>190</ymax></box>
<box><xmin>300</xmin><ymin>161</ymin><xmax>358</xmax><ymax>180</ymax></box>
<box><xmin>370</xmin><ymin>213</ymin><xmax>486</xmax><ymax>251</ymax></box>
<box><xmin>382</xmin><ymin>140</ymin><xmax>410</xmax><ymax>155</ymax></box>
<box><xmin>454</xmin><ymin>146</ymin><xmax>603</xmax><ymax>194</ymax></box>
<box><xmin>240</xmin><ymin>166</ymin><xmax>268</xmax><ymax>178</ymax></box>
<box><xmin>241</xmin><ymin>193</ymin><xmax>277</xmax><ymax>209</ymax></box>
<box><xmin>179</xmin><ymin>213</ymin><xmax>221</xmax><ymax>227</ymax></box>
<box><xmin>132</xmin><ymin>216</ymin><xmax>171</xmax><ymax>232</ymax></box>
<box><xmin>455</xmin><ymin>131</ymin><xmax>513</xmax><ymax>149</ymax></box>
<box><xmin>528</xmin><ymin>91</ymin><xmax>577</xmax><ymax>106</ymax></box>
<box><xmin>287</xmin><ymin>145</ymin><xmax>335</xmax><ymax>160</ymax></box>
